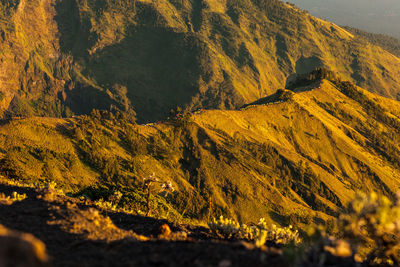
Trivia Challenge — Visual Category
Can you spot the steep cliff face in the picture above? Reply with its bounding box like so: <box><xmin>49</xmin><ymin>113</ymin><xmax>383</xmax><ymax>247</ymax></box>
<box><xmin>0</xmin><ymin>0</ymin><xmax>64</xmax><ymax>116</ymax></box>
<box><xmin>0</xmin><ymin>0</ymin><xmax>121</xmax><ymax>118</ymax></box>
<box><xmin>1</xmin><ymin>0</ymin><xmax>400</xmax><ymax>121</ymax></box>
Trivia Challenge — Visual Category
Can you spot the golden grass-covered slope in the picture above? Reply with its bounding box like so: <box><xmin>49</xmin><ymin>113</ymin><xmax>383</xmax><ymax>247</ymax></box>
<box><xmin>1</xmin><ymin>79</ymin><xmax>400</xmax><ymax>227</ymax></box>
<box><xmin>2</xmin><ymin>0</ymin><xmax>400</xmax><ymax>121</ymax></box>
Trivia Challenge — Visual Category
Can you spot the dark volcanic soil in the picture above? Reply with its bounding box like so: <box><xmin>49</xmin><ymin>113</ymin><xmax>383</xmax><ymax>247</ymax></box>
<box><xmin>0</xmin><ymin>183</ymin><xmax>288</xmax><ymax>267</ymax></box>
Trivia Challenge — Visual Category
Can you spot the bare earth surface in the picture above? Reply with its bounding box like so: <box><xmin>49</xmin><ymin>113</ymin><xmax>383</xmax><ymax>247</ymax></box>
<box><xmin>0</xmin><ymin>183</ymin><xmax>290</xmax><ymax>267</ymax></box>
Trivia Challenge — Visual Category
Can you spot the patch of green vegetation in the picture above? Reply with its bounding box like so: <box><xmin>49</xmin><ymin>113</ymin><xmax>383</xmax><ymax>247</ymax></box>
<box><xmin>339</xmin><ymin>192</ymin><xmax>400</xmax><ymax>265</ymax></box>
<box><xmin>75</xmin><ymin>182</ymin><xmax>182</xmax><ymax>221</ymax></box>
<box><xmin>208</xmin><ymin>216</ymin><xmax>301</xmax><ymax>246</ymax></box>
<box><xmin>0</xmin><ymin>106</ymin><xmax>342</xmax><ymax>226</ymax></box>
<box><xmin>2</xmin><ymin>70</ymin><xmax>400</xmax><ymax>228</ymax></box>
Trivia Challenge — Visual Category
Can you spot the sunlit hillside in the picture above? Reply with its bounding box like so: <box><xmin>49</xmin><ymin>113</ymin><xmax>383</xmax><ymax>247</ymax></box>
<box><xmin>2</xmin><ymin>73</ymin><xmax>400</xmax><ymax>229</ymax></box>
<box><xmin>2</xmin><ymin>0</ymin><xmax>400</xmax><ymax>121</ymax></box>
<box><xmin>3</xmin><ymin>0</ymin><xmax>400</xmax><ymax>266</ymax></box>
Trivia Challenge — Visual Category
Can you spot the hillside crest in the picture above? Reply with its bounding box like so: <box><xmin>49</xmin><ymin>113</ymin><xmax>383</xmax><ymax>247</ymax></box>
<box><xmin>2</xmin><ymin>0</ymin><xmax>400</xmax><ymax>121</ymax></box>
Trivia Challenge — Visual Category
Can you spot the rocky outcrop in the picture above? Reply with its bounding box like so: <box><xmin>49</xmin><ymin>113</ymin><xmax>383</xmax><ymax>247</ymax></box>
<box><xmin>0</xmin><ymin>224</ymin><xmax>51</xmax><ymax>267</ymax></box>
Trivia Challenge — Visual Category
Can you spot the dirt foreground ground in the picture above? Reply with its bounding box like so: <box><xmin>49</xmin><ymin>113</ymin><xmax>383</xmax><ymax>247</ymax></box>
<box><xmin>0</xmin><ymin>183</ymin><xmax>290</xmax><ymax>267</ymax></box>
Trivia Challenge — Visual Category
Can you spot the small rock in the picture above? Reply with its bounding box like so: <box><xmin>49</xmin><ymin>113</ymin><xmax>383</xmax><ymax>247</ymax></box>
<box><xmin>0</xmin><ymin>224</ymin><xmax>51</xmax><ymax>267</ymax></box>
<box><xmin>219</xmin><ymin>259</ymin><xmax>232</xmax><ymax>267</ymax></box>
<box><xmin>159</xmin><ymin>224</ymin><xmax>171</xmax><ymax>237</ymax></box>
<box><xmin>324</xmin><ymin>239</ymin><xmax>352</xmax><ymax>258</ymax></box>
<box><xmin>173</xmin><ymin>231</ymin><xmax>187</xmax><ymax>240</ymax></box>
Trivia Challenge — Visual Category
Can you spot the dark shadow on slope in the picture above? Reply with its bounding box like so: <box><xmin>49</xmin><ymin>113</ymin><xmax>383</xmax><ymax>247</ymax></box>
<box><xmin>275</xmin><ymin>33</ymin><xmax>294</xmax><ymax>75</ymax></box>
<box><xmin>0</xmin><ymin>184</ymin><xmax>92</xmax><ymax>266</ymax></box>
<box><xmin>285</xmin><ymin>56</ymin><xmax>324</xmax><ymax>89</ymax></box>
<box><xmin>62</xmin><ymin>84</ymin><xmax>119</xmax><ymax>116</ymax></box>
<box><xmin>56</xmin><ymin>21</ymin><xmax>208</xmax><ymax>122</ymax></box>
<box><xmin>0</xmin><ymin>183</ymin><xmax>287</xmax><ymax>267</ymax></box>
<box><xmin>83</xmin><ymin>27</ymin><xmax>206</xmax><ymax>122</ymax></box>
<box><xmin>52</xmin><ymin>1</ymin><xmax>252</xmax><ymax>122</ymax></box>
<box><xmin>295</xmin><ymin>56</ymin><xmax>324</xmax><ymax>75</ymax></box>
<box><xmin>350</xmin><ymin>56</ymin><xmax>366</xmax><ymax>85</ymax></box>
<box><xmin>54</xmin><ymin>0</ymin><xmax>83</xmax><ymax>55</ymax></box>
<box><xmin>191</xmin><ymin>0</ymin><xmax>204</xmax><ymax>32</ymax></box>
<box><xmin>241</xmin><ymin>88</ymin><xmax>296</xmax><ymax>108</ymax></box>
<box><xmin>53</xmin><ymin>0</ymin><xmax>207</xmax><ymax>122</ymax></box>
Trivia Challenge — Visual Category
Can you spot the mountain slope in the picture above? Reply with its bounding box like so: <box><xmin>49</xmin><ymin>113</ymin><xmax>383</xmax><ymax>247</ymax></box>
<box><xmin>2</xmin><ymin>0</ymin><xmax>400</xmax><ymax>121</ymax></box>
<box><xmin>343</xmin><ymin>26</ymin><xmax>400</xmax><ymax>59</ymax></box>
<box><xmin>2</xmin><ymin>76</ymin><xmax>400</xmax><ymax>227</ymax></box>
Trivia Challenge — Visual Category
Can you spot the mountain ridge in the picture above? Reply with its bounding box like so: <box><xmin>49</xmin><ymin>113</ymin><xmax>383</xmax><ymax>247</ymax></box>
<box><xmin>2</xmin><ymin>74</ymin><xmax>400</xmax><ymax>227</ymax></box>
<box><xmin>2</xmin><ymin>0</ymin><xmax>400</xmax><ymax>121</ymax></box>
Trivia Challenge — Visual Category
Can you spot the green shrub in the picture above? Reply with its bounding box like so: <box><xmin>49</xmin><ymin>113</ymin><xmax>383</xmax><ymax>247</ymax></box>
<box><xmin>208</xmin><ymin>216</ymin><xmax>241</xmax><ymax>239</ymax></box>
<box><xmin>0</xmin><ymin>191</ymin><xmax>27</xmax><ymax>205</ymax></box>
<box><xmin>339</xmin><ymin>192</ymin><xmax>400</xmax><ymax>265</ymax></box>
<box><xmin>208</xmin><ymin>216</ymin><xmax>301</xmax><ymax>247</ymax></box>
